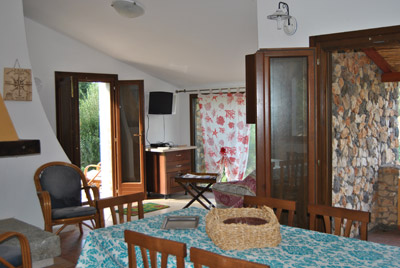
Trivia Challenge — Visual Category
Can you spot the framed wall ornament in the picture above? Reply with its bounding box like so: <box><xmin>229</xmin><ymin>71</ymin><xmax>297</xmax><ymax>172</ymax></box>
<box><xmin>3</xmin><ymin>60</ymin><xmax>32</xmax><ymax>101</ymax></box>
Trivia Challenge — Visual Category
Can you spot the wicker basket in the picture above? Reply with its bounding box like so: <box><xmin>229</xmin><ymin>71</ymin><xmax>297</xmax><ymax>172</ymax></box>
<box><xmin>205</xmin><ymin>206</ymin><xmax>281</xmax><ymax>250</ymax></box>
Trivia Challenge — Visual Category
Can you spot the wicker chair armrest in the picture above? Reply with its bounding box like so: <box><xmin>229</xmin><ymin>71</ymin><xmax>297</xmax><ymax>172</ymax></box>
<box><xmin>36</xmin><ymin>190</ymin><xmax>52</xmax><ymax>216</ymax></box>
<box><xmin>0</xmin><ymin>232</ymin><xmax>32</xmax><ymax>268</ymax></box>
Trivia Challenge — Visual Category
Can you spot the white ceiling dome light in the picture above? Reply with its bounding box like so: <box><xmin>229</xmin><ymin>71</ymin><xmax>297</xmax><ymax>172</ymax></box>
<box><xmin>111</xmin><ymin>0</ymin><xmax>145</xmax><ymax>18</ymax></box>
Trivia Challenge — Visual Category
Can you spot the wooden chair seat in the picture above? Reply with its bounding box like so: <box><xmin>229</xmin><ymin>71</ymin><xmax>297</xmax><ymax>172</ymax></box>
<box><xmin>308</xmin><ymin>204</ymin><xmax>370</xmax><ymax>240</ymax></box>
<box><xmin>124</xmin><ymin>230</ymin><xmax>186</xmax><ymax>268</ymax></box>
<box><xmin>243</xmin><ymin>196</ymin><xmax>296</xmax><ymax>226</ymax></box>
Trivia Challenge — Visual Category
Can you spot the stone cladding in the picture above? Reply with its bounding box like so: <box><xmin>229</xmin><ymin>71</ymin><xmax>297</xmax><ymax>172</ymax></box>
<box><xmin>331</xmin><ymin>50</ymin><xmax>399</xmax><ymax>234</ymax></box>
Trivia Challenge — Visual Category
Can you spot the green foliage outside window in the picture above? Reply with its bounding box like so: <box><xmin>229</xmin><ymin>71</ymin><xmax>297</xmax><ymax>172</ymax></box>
<box><xmin>79</xmin><ymin>82</ymin><xmax>100</xmax><ymax>170</ymax></box>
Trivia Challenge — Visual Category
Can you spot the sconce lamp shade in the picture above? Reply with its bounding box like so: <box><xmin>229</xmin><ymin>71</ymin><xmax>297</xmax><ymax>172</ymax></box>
<box><xmin>111</xmin><ymin>0</ymin><xmax>145</xmax><ymax>18</ymax></box>
<box><xmin>267</xmin><ymin>9</ymin><xmax>290</xmax><ymax>30</ymax></box>
<box><xmin>267</xmin><ymin>9</ymin><xmax>291</xmax><ymax>21</ymax></box>
<box><xmin>267</xmin><ymin>2</ymin><xmax>297</xmax><ymax>35</ymax></box>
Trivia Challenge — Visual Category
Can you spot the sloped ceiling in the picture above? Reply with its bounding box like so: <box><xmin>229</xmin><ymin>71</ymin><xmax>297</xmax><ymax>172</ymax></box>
<box><xmin>22</xmin><ymin>0</ymin><xmax>258</xmax><ymax>88</ymax></box>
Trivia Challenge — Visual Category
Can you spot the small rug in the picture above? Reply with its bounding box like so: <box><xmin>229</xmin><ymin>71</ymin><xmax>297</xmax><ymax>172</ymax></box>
<box><xmin>122</xmin><ymin>203</ymin><xmax>170</xmax><ymax>216</ymax></box>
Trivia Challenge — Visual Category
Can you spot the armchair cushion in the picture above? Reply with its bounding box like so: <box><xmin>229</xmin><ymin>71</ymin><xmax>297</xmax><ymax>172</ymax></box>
<box><xmin>52</xmin><ymin>206</ymin><xmax>96</xmax><ymax>220</ymax></box>
<box><xmin>212</xmin><ymin>174</ymin><xmax>256</xmax><ymax>208</ymax></box>
<box><xmin>0</xmin><ymin>244</ymin><xmax>22</xmax><ymax>268</ymax></box>
<box><xmin>39</xmin><ymin>165</ymin><xmax>82</xmax><ymax>209</ymax></box>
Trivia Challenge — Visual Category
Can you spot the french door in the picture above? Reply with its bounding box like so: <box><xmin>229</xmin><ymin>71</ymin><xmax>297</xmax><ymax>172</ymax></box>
<box><xmin>246</xmin><ymin>48</ymin><xmax>317</xmax><ymax>228</ymax></box>
<box><xmin>114</xmin><ymin>80</ymin><xmax>146</xmax><ymax>196</ymax></box>
<box><xmin>55</xmin><ymin>72</ymin><xmax>145</xmax><ymax>197</ymax></box>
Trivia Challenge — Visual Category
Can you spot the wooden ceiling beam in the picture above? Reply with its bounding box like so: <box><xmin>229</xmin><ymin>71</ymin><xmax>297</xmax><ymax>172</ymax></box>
<box><xmin>362</xmin><ymin>48</ymin><xmax>394</xmax><ymax>73</ymax></box>
<box><xmin>381</xmin><ymin>72</ymin><xmax>400</xmax><ymax>82</ymax></box>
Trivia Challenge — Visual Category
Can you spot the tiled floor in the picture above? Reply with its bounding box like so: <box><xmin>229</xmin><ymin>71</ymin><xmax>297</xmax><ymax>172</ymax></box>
<box><xmin>368</xmin><ymin>228</ymin><xmax>400</xmax><ymax>247</ymax></box>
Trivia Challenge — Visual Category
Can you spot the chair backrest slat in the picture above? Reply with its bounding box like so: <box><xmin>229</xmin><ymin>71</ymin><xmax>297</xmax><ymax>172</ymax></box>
<box><xmin>190</xmin><ymin>247</ymin><xmax>269</xmax><ymax>268</ymax></box>
<box><xmin>96</xmin><ymin>193</ymin><xmax>145</xmax><ymax>227</ymax></box>
<box><xmin>308</xmin><ymin>204</ymin><xmax>370</xmax><ymax>240</ymax></box>
<box><xmin>124</xmin><ymin>230</ymin><xmax>187</xmax><ymax>268</ymax></box>
<box><xmin>243</xmin><ymin>196</ymin><xmax>296</xmax><ymax>226</ymax></box>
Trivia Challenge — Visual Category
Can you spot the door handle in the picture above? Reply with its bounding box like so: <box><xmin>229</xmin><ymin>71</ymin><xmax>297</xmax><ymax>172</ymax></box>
<box><xmin>133</xmin><ymin>134</ymin><xmax>142</xmax><ymax>137</ymax></box>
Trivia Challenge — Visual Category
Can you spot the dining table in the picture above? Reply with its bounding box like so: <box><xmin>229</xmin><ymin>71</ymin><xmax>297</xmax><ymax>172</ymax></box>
<box><xmin>77</xmin><ymin>207</ymin><xmax>400</xmax><ymax>268</ymax></box>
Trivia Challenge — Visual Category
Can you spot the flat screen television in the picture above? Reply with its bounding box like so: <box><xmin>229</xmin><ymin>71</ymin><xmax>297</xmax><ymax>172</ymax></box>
<box><xmin>148</xmin><ymin>91</ymin><xmax>174</xmax><ymax>114</ymax></box>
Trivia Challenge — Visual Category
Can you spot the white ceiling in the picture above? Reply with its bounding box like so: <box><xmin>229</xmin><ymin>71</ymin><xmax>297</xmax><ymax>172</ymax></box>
<box><xmin>22</xmin><ymin>0</ymin><xmax>259</xmax><ymax>88</ymax></box>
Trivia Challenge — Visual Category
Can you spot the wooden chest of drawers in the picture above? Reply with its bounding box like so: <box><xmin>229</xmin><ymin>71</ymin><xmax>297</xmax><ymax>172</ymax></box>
<box><xmin>146</xmin><ymin>147</ymin><xmax>195</xmax><ymax>197</ymax></box>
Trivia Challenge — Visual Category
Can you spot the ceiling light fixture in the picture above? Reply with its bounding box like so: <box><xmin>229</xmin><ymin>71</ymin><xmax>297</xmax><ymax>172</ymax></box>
<box><xmin>111</xmin><ymin>0</ymin><xmax>145</xmax><ymax>18</ymax></box>
<box><xmin>267</xmin><ymin>2</ymin><xmax>297</xmax><ymax>36</ymax></box>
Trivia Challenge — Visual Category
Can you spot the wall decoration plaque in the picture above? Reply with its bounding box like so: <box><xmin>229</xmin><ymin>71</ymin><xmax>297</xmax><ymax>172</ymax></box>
<box><xmin>3</xmin><ymin>67</ymin><xmax>32</xmax><ymax>101</ymax></box>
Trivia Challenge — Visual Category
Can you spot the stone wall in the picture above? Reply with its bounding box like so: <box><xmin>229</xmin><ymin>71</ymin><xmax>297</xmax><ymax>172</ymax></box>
<box><xmin>331</xmin><ymin>50</ymin><xmax>399</xmax><ymax>232</ymax></box>
<box><xmin>372</xmin><ymin>166</ymin><xmax>399</xmax><ymax>228</ymax></box>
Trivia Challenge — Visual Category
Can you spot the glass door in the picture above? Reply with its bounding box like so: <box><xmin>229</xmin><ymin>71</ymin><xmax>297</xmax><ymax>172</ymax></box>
<box><xmin>250</xmin><ymin>48</ymin><xmax>316</xmax><ymax>228</ymax></box>
<box><xmin>114</xmin><ymin>80</ymin><xmax>146</xmax><ymax>196</ymax></box>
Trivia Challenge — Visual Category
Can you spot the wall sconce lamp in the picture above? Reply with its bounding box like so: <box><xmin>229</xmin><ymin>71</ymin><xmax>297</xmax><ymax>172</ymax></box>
<box><xmin>267</xmin><ymin>2</ymin><xmax>297</xmax><ymax>36</ymax></box>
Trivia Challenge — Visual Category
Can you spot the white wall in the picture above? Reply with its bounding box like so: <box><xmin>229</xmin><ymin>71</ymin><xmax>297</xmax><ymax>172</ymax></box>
<box><xmin>24</xmin><ymin>18</ymin><xmax>189</xmax><ymax>146</ymax></box>
<box><xmin>0</xmin><ymin>0</ymin><xmax>69</xmax><ymax>228</ymax></box>
<box><xmin>257</xmin><ymin>0</ymin><xmax>400</xmax><ymax>48</ymax></box>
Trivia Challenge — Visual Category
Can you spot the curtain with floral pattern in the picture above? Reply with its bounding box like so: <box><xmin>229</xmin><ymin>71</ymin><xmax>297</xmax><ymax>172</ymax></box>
<box><xmin>198</xmin><ymin>92</ymin><xmax>250</xmax><ymax>181</ymax></box>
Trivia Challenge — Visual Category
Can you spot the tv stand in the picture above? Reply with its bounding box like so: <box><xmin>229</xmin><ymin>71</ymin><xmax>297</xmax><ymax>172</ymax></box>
<box><xmin>145</xmin><ymin>146</ymin><xmax>196</xmax><ymax>198</ymax></box>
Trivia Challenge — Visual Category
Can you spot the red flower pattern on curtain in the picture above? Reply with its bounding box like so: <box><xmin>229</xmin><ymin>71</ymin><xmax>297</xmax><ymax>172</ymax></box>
<box><xmin>198</xmin><ymin>93</ymin><xmax>250</xmax><ymax>181</ymax></box>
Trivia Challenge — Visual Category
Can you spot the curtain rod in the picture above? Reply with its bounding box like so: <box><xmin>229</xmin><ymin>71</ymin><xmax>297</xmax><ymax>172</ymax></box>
<box><xmin>175</xmin><ymin>86</ymin><xmax>246</xmax><ymax>94</ymax></box>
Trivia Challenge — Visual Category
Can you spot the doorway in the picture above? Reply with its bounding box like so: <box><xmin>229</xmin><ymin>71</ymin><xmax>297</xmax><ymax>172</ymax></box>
<box><xmin>55</xmin><ymin>72</ymin><xmax>146</xmax><ymax>197</ymax></box>
<box><xmin>310</xmin><ymin>25</ymin><xmax>400</xmax><ymax>206</ymax></box>
<box><xmin>78</xmin><ymin>81</ymin><xmax>113</xmax><ymax>197</ymax></box>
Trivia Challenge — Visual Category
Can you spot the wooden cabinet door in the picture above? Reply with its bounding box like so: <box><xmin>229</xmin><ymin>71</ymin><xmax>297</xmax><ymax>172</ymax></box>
<box><xmin>246</xmin><ymin>48</ymin><xmax>317</xmax><ymax>228</ymax></box>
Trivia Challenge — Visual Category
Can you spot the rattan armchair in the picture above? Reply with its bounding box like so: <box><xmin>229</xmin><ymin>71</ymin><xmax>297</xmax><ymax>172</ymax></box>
<box><xmin>34</xmin><ymin>161</ymin><xmax>99</xmax><ymax>234</ymax></box>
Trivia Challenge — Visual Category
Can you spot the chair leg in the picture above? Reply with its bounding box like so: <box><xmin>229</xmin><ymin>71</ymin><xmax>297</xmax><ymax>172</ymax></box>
<box><xmin>55</xmin><ymin>224</ymin><xmax>68</xmax><ymax>235</ymax></box>
<box><xmin>79</xmin><ymin>223</ymin><xmax>83</xmax><ymax>234</ymax></box>
<box><xmin>44</xmin><ymin>223</ymin><xmax>53</xmax><ymax>233</ymax></box>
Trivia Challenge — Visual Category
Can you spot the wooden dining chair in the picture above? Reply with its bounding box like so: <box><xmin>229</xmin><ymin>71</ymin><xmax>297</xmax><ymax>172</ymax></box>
<box><xmin>308</xmin><ymin>204</ymin><xmax>370</xmax><ymax>240</ymax></box>
<box><xmin>190</xmin><ymin>247</ymin><xmax>269</xmax><ymax>268</ymax></box>
<box><xmin>96</xmin><ymin>192</ymin><xmax>145</xmax><ymax>228</ymax></box>
<box><xmin>0</xmin><ymin>232</ymin><xmax>32</xmax><ymax>268</ymax></box>
<box><xmin>243</xmin><ymin>196</ymin><xmax>296</xmax><ymax>226</ymax></box>
<box><xmin>124</xmin><ymin>230</ymin><xmax>187</xmax><ymax>268</ymax></box>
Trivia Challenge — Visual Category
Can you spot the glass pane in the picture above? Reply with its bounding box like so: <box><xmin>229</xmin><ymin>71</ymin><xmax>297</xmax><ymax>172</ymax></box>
<box><xmin>270</xmin><ymin>57</ymin><xmax>308</xmax><ymax>223</ymax></box>
<box><xmin>192</xmin><ymin>97</ymin><xmax>206</xmax><ymax>172</ymax></box>
<box><xmin>119</xmin><ymin>84</ymin><xmax>141</xmax><ymax>183</ymax></box>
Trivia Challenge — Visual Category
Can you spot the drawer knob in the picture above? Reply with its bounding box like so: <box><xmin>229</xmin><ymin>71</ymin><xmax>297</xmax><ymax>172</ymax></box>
<box><xmin>176</xmin><ymin>154</ymin><xmax>182</xmax><ymax>157</ymax></box>
<box><xmin>176</xmin><ymin>164</ymin><xmax>182</xmax><ymax>168</ymax></box>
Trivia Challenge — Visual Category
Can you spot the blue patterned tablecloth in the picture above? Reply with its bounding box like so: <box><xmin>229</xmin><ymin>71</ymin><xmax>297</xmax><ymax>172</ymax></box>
<box><xmin>77</xmin><ymin>207</ymin><xmax>400</xmax><ymax>268</ymax></box>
